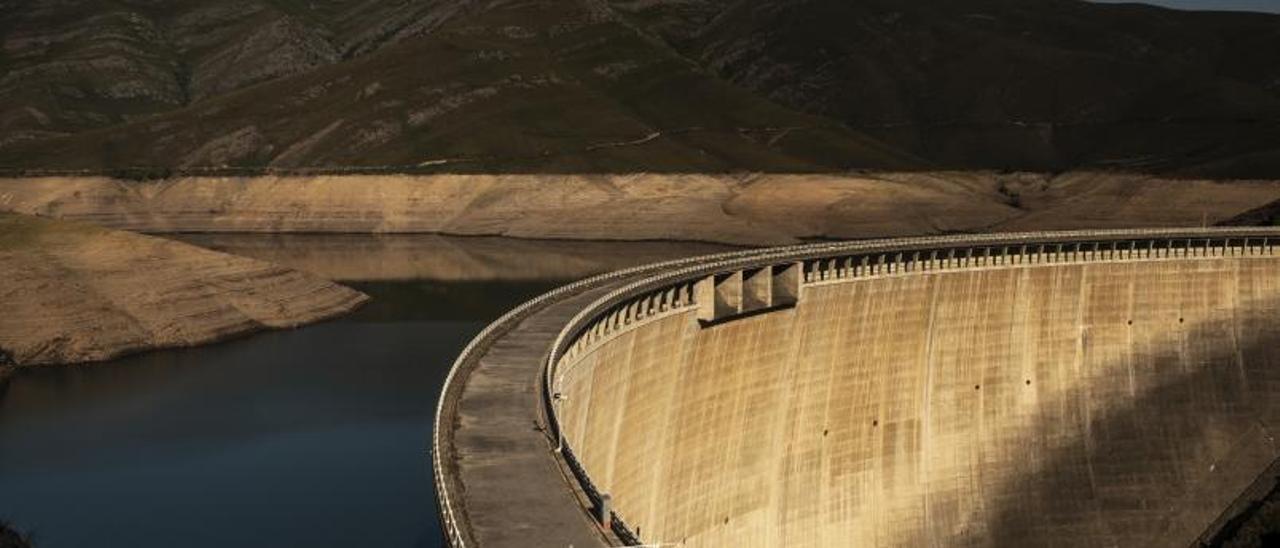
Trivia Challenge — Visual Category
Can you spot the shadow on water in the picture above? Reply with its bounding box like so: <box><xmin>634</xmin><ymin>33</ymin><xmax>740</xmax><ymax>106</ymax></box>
<box><xmin>940</xmin><ymin>296</ymin><xmax>1280</xmax><ymax>548</ymax></box>
<box><xmin>11</xmin><ymin>234</ymin><xmax>1280</xmax><ymax>547</ymax></box>
<box><xmin>0</xmin><ymin>235</ymin><xmax>724</xmax><ymax>548</ymax></box>
<box><xmin>175</xmin><ymin>233</ymin><xmax>738</xmax><ymax>283</ymax></box>
<box><xmin>0</xmin><ymin>279</ymin><xmax>564</xmax><ymax>548</ymax></box>
<box><xmin>345</xmin><ymin>280</ymin><xmax>579</xmax><ymax>322</ymax></box>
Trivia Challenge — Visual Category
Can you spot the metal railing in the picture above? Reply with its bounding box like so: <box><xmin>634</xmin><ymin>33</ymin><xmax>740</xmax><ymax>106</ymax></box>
<box><xmin>552</xmin><ymin>231</ymin><xmax>1280</xmax><ymax>395</ymax></box>
<box><xmin>540</xmin><ymin>228</ymin><xmax>1280</xmax><ymax>546</ymax></box>
<box><xmin>433</xmin><ymin>227</ymin><xmax>1280</xmax><ymax>547</ymax></box>
<box><xmin>432</xmin><ymin>241</ymin><xmax>852</xmax><ymax>546</ymax></box>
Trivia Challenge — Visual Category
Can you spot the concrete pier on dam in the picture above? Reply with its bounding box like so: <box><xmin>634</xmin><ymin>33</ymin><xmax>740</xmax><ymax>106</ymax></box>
<box><xmin>432</xmin><ymin>229</ymin><xmax>1280</xmax><ymax>548</ymax></box>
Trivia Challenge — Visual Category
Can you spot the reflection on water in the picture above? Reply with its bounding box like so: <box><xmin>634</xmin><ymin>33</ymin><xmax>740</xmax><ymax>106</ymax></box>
<box><xmin>0</xmin><ymin>235</ymin><xmax>723</xmax><ymax>548</ymax></box>
<box><xmin>176</xmin><ymin>233</ymin><xmax>736</xmax><ymax>281</ymax></box>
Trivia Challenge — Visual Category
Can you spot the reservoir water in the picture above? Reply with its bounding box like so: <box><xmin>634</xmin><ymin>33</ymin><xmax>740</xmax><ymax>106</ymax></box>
<box><xmin>0</xmin><ymin>235</ymin><xmax>728</xmax><ymax>548</ymax></box>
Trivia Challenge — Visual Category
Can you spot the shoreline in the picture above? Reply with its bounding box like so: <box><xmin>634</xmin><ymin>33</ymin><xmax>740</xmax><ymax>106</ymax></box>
<box><xmin>2</xmin><ymin>172</ymin><xmax>1279</xmax><ymax>246</ymax></box>
<box><xmin>162</xmin><ymin>229</ymin><xmax>763</xmax><ymax>249</ymax></box>
<box><xmin>1</xmin><ymin>166</ymin><xmax>1276</xmax><ymax>181</ymax></box>
<box><xmin>0</xmin><ymin>300</ymin><xmax>365</xmax><ymax>401</ymax></box>
<box><xmin>0</xmin><ymin>213</ymin><xmax>370</xmax><ymax>368</ymax></box>
<box><xmin>1</xmin><ymin>296</ymin><xmax>368</xmax><ymax>371</ymax></box>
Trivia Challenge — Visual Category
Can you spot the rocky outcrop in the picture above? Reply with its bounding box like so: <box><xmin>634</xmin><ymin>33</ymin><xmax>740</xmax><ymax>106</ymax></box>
<box><xmin>187</xmin><ymin>15</ymin><xmax>340</xmax><ymax>101</ymax></box>
<box><xmin>0</xmin><ymin>213</ymin><xmax>368</xmax><ymax>366</ymax></box>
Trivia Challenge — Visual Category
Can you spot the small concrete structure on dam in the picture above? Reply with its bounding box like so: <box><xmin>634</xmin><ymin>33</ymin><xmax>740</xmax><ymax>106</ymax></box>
<box><xmin>432</xmin><ymin>229</ymin><xmax>1280</xmax><ymax>548</ymax></box>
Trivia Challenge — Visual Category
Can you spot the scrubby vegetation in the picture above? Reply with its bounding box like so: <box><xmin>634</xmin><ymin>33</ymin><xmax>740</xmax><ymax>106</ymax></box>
<box><xmin>1</xmin><ymin>1</ymin><xmax>1279</xmax><ymax>175</ymax></box>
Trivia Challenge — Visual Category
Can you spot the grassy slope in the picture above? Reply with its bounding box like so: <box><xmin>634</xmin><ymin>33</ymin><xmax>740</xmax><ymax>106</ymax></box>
<box><xmin>0</xmin><ymin>0</ymin><xmax>920</xmax><ymax>172</ymax></box>
<box><xmin>607</xmin><ymin>0</ymin><xmax>1280</xmax><ymax>174</ymax></box>
<box><xmin>3</xmin><ymin>0</ymin><xmax>1280</xmax><ymax>174</ymax></box>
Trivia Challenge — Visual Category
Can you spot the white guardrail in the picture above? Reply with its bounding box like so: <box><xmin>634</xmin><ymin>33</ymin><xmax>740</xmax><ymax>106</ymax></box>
<box><xmin>433</xmin><ymin>227</ymin><xmax>1280</xmax><ymax>547</ymax></box>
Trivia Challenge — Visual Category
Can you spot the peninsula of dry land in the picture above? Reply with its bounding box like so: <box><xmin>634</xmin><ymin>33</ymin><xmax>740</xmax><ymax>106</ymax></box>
<box><xmin>0</xmin><ymin>213</ymin><xmax>368</xmax><ymax>367</ymax></box>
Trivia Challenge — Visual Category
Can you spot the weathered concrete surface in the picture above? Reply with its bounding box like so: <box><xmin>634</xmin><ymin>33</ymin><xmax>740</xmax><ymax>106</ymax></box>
<box><xmin>556</xmin><ymin>253</ymin><xmax>1280</xmax><ymax>547</ymax></box>
<box><xmin>5</xmin><ymin>173</ymin><xmax>1280</xmax><ymax>245</ymax></box>
<box><xmin>445</xmin><ymin>284</ymin><xmax>623</xmax><ymax>548</ymax></box>
<box><xmin>0</xmin><ymin>213</ymin><xmax>368</xmax><ymax>366</ymax></box>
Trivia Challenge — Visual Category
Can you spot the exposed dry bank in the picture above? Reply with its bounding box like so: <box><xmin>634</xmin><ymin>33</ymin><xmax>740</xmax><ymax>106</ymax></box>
<box><xmin>0</xmin><ymin>213</ymin><xmax>368</xmax><ymax>366</ymax></box>
<box><xmin>5</xmin><ymin>172</ymin><xmax>1277</xmax><ymax>245</ymax></box>
<box><xmin>175</xmin><ymin>234</ymin><xmax>733</xmax><ymax>282</ymax></box>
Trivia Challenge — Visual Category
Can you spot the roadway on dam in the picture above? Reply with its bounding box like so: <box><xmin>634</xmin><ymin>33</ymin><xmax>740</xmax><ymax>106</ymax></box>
<box><xmin>433</xmin><ymin>229</ymin><xmax>1280</xmax><ymax>548</ymax></box>
<box><xmin>439</xmin><ymin>281</ymin><xmax>621</xmax><ymax>547</ymax></box>
<box><xmin>434</xmin><ymin>245</ymin><xmax>800</xmax><ymax>547</ymax></box>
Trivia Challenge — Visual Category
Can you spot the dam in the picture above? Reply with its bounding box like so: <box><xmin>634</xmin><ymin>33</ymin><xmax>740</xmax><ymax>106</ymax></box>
<box><xmin>432</xmin><ymin>229</ymin><xmax>1280</xmax><ymax>547</ymax></box>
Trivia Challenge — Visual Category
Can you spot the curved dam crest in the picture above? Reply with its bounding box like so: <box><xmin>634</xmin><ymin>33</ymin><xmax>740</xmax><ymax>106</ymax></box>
<box><xmin>434</xmin><ymin>230</ymin><xmax>1280</xmax><ymax>548</ymax></box>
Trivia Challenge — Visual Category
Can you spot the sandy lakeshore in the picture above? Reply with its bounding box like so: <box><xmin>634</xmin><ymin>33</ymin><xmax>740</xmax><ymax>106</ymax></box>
<box><xmin>2</xmin><ymin>172</ymin><xmax>1278</xmax><ymax>245</ymax></box>
<box><xmin>0</xmin><ymin>213</ymin><xmax>368</xmax><ymax>367</ymax></box>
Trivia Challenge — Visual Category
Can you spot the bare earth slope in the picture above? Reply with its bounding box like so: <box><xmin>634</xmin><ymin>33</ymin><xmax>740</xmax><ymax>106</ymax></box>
<box><xmin>0</xmin><ymin>213</ymin><xmax>368</xmax><ymax>366</ymax></box>
<box><xmin>3</xmin><ymin>172</ymin><xmax>1280</xmax><ymax>245</ymax></box>
<box><xmin>0</xmin><ymin>173</ymin><xmax>1021</xmax><ymax>244</ymax></box>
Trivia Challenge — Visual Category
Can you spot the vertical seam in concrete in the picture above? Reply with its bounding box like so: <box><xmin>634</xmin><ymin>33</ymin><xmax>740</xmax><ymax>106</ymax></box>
<box><xmin>920</xmin><ymin>275</ymin><xmax>942</xmax><ymax>548</ymax></box>
<box><xmin>649</xmin><ymin>313</ymin><xmax>691</xmax><ymax>542</ymax></box>
<box><xmin>771</xmin><ymin>289</ymin><xmax>807</xmax><ymax>547</ymax></box>
<box><xmin>1076</xmin><ymin>264</ymin><xmax>1105</xmax><ymax>537</ymax></box>
<box><xmin>1126</xmin><ymin>264</ymin><xmax>1137</xmax><ymax>399</ymax></box>
<box><xmin>1232</xmin><ymin>259</ymin><xmax>1247</xmax><ymax>386</ymax></box>
<box><xmin>811</xmin><ymin>280</ymin><xmax>855</xmax><ymax>546</ymax></box>
<box><xmin>970</xmin><ymin>269</ymin><xmax>988</xmax><ymax>526</ymax></box>
<box><xmin>603</xmin><ymin>329</ymin><xmax>637</xmax><ymax>500</ymax></box>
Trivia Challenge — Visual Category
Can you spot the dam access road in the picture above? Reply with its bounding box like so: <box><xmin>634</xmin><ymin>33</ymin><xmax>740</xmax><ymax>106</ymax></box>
<box><xmin>433</xmin><ymin>228</ymin><xmax>1280</xmax><ymax>548</ymax></box>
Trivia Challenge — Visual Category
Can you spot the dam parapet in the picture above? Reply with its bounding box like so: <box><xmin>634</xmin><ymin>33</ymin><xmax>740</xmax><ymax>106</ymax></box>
<box><xmin>437</xmin><ymin>228</ymin><xmax>1280</xmax><ymax>548</ymax></box>
<box><xmin>553</xmin><ymin>232</ymin><xmax>1280</xmax><ymax>387</ymax></box>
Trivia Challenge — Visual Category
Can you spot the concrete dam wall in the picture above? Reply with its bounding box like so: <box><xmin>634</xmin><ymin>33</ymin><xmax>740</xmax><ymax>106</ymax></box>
<box><xmin>434</xmin><ymin>230</ymin><xmax>1280</xmax><ymax>548</ymax></box>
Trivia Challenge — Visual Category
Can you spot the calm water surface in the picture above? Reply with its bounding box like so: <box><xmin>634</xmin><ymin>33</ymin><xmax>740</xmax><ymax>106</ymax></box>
<box><xmin>0</xmin><ymin>235</ymin><xmax>730</xmax><ymax>548</ymax></box>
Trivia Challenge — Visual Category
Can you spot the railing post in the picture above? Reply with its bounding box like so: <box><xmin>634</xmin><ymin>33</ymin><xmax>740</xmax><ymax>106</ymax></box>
<box><xmin>596</xmin><ymin>493</ymin><xmax>612</xmax><ymax>528</ymax></box>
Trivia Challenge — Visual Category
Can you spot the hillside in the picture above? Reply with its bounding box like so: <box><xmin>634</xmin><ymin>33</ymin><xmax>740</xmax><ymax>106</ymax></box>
<box><xmin>612</xmin><ymin>0</ymin><xmax>1280</xmax><ymax>174</ymax></box>
<box><xmin>0</xmin><ymin>0</ymin><xmax>916</xmax><ymax>172</ymax></box>
<box><xmin>0</xmin><ymin>0</ymin><xmax>1278</xmax><ymax>174</ymax></box>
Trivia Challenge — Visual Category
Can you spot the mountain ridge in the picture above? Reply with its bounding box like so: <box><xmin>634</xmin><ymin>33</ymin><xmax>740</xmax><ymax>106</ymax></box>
<box><xmin>2</xmin><ymin>0</ymin><xmax>1278</xmax><ymax>175</ymax></box>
